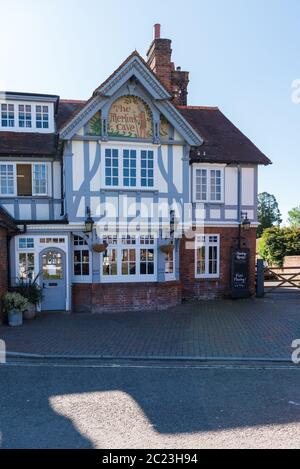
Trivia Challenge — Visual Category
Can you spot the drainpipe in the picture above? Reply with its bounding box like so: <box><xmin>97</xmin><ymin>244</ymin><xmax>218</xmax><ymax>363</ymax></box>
<box><xmin>237</xmin><ymin>164</ymin><xmax>242</xmax><ymax>248</ymax></box>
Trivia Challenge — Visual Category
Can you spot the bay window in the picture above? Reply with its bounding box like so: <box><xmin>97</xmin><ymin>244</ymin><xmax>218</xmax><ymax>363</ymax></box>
<box><xmin>194</xmin><ymin>166</ymin><xmax>224</xmax><ymax>203</ymax></box>
<box><xmin>102</xmin><ymin>234</ymin><xmax>156</xmax><ymax>281</ymax></box>
<box><xmin>195</xmin><ymin>234</ymin><xmax>220</xmax><ymax>278</ymax></box>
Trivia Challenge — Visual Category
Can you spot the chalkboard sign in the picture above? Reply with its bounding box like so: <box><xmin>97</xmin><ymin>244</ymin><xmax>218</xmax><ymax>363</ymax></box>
<box><xmin>231</xmin><ymin>248</ymin><xmax>250</xmax><ymax>298</ymax></box>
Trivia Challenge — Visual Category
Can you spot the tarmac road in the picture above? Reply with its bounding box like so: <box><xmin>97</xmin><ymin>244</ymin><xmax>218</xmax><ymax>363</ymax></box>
<box><xmin>0</xmin><ymin>360</ymin><xmax>300</xmax><ymax>449</ymax></box>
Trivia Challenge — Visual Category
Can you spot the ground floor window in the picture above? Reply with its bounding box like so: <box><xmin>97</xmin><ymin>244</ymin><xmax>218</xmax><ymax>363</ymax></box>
<box><xmin>164</xmin><ymin>249</ymin><xmax>175</xmax><ymax>279</ymax></box>
<box><xmin>73</xmin><ymin>235</ymin><xmax>90</xmax><ymax>280</ymax></box>
<box><xmin>19</xmin><ymin>252</ymin><xmax>35</xmax><ymax>281</ymax></box>
<box><xmin>195</xmin><ymin>234</ymin><xmax>220</xmax><ymax>279</ymax></box>
<box><xmin>102</xmin><ymin>234</ymin><xmax>156</xmax><ymax>281</ymax></box>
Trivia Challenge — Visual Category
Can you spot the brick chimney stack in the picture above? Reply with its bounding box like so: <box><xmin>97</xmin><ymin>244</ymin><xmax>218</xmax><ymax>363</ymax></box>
<box><xmin>146</xmin><ymin>24</ymin><xmax>189</xmax><ymax>106</ymax></box>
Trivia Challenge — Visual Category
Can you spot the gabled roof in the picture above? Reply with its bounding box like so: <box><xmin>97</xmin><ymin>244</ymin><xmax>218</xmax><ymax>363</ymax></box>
<box><xmin>92</xmin><ymin>50</ymin><xmax>171</xmax><ymax>99</ymax></box>
<box><xmin>0</xmin><ymin>132</ymin><xmax>58</xmax><ymax>156</ymax></box>
<box><xmin>177</xmin><ymin>106</ymin><xmax>271</xmax><ymax>165</ymax></box>
<box><xmin>58</xmin><ymin>51</ymin><xmax>203</xmax><ymax>146</ymax></box>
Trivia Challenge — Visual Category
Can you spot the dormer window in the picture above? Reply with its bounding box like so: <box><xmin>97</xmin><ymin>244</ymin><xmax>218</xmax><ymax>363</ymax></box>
<box><xmin>18</xmin><ymin>105</ymin><xmax>32</xmax><ymax>128</ymax></box>
<box><xmin>36</xmin><ymin>105</ymin><xmax>49</xmax><ymax>129</ymax></box>
<box><xmin>1</xmin><ymin>104</ymin><xmax>14</xmax><ymax>127</ymax></box>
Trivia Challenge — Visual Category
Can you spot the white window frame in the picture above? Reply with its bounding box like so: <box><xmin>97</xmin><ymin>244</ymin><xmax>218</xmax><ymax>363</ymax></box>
<box><xmin>0</xmin><ymin>100</ymin><xmax>54</xmax><ymax>133</ymax></box>
<box><xmin>100</xmin><ymin>234</ymin><xmax>157</xmax><ymax>283</ymax></box>
<box><xmin>0</xmin><ymin>162</ymin><xmax>50</xmax><ymax>197</ymax></box>
<box><xmin>102</xmin><ymin>145</ymin><xmax>157</xmax><ymax>190</ymax></box>
<box><xmin>164</xmin><ymin>249</ymin><xmax>176</xmax><ymax>281</ymax></box>
<box><xmin>18</xmin><ymin>104</ymin><xmax>32</xmax><ymax>128</ymax></box>
<box><xmin>195</xmin><ymin>234</ymin><xmax>220</xmax><ymax>279</ymax></box>
<box><xmin>1</xmin><ymin>103</ymin><xmax>15</xmax><ymax>127</ymax></box>
<box><xmin>193</xmin><ymin>164</ymin><xmax>225</xmax><ymax>203</ymax></box>
<box><xmin>72</xmin><ymin>235</ymin><xmax>92</xmax><ymax>283</ymax></box>
<box><xmin>36</xmin><ymin>105</ymin><xmax>49</xmax><ymax>129</ymax></box>
<box><xmin>32</xmin><ymin>163</ymin><xmax>48</xmax><ymax>196</ymax></box>
<box><xmin>0</xmin><ymin>163</ymin><xmax>16</xmax><ymax>196</ymax></box>
<box><xmin>18</xmin><ymin>251</ymin><xmax>35</xmax><ymax>281</ymax></box>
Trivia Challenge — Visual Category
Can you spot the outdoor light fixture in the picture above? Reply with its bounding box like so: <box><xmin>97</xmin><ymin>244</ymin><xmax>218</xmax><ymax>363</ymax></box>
<box><xmin>237</xmin><ymin>212</ymin><xmax>251</xmax><ymax>248</ymax></box>
<box><xmin>85</xmin><ymin>206</ymin><xmax>94</xmax><ymax>233</ymax></box>
<box><xmin>241</xmin><ymin>212</ymin><xmax>251</xmax><ymax>231</ymax></box>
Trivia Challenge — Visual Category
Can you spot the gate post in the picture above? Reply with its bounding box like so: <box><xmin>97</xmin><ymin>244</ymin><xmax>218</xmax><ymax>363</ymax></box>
<box><xmin>256</xmin><ymin>259</ymin><xmax>265</xmax><ymax>298</ymax></box>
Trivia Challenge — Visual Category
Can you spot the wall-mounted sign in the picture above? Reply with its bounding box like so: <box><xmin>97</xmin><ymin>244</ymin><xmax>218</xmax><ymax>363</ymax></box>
<box><xmin>231</xmin><ymin>248</ymin><xmax>250</xmax><ymax>298</ymax></box>
<box><xmin>108</xmin><ymin>96</ymin><xmax>153</xmax><ymax>138</ymax></box>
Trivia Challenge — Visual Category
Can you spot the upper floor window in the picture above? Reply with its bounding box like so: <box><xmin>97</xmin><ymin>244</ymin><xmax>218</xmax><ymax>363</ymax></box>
<box><xmin>1</xmin><ymin>104</ymin><xmax>14</xmax><ymax>127</ymax></box>
<box><xmin>104</xmin><ymin>148</ymin><xmax>155</xmax><ymax>189</ymax></box>
<box><xmin>0</xmin><ymin>163</ymin><xmax>48</xmax><ymax>196</ymax></box>
<box><xmin>33</xmin><ymin>164</ymin><xmax>48</xmax><ymax>195</ymax></box>
<box><xmin>36</xmin><ymin>105</ymin><xmax>49</xmax><ymax>129</ymax></box>
<box><xmin>0</xmin><ymin>164</ymin><xmax>14</xmax><ymax>195</ymax></box>
<box><xmin>141</xmin><ymin>150</ymin><xmax>154</xmax><ymax>187</ymax></box>
<box><xmin>195</xmin><ymin>234</ymin><xmax>220</xmax><ymax>279</ymax></box>
<box><xmin>105</xmin><ymin>149</ymin><xmax>119</xmax><ymax>186</ymax></box>
<box><xmin>123</xmin><ymin>150</ymin><xmax>136</xmax><ymax>187</ymax></box>
<box><xmin>18</xmin><ymin>105</ymin><xmax>32</xmax><ymax>128</ymax></box>
<box><xmin>194</xmin><ymin>166</ymin><xmax>224</xmax><ymax>203</ymax></box>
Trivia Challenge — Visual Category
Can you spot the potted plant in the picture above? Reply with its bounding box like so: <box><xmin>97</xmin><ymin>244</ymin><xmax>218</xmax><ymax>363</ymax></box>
<box><xmin>15</xmin><ymin>276</ymin><xmax>43</xmax><ymax>320</ymax></box>
<box><xmin>160</xmin><ymin>242</ymin><xmax>175</xmax><ymax>255</ymax></box>
<box><xmin>2</xmin><ymin>292</ymin><xmax>28</xmax><ymax>327</ymax></box>
<box><xmin>92</xmin><ymin>242</ymin><xmax>108</xmax><ymax>253</ymax></box>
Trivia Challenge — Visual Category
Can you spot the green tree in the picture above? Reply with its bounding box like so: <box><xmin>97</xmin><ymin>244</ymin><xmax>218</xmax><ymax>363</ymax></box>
<box><xmin>257</xmin><ymin>192</ymin><xmax>282</xmax><ymax>238</ymax></box>
<box><xmin>258</xmin><ymin>227</ymin><xmax>300</xmax><ymax>266</ymax></box>
<box><xmin>288</xmin><ymin>206</ymin><xmax>300</xmax><ymax>228</ymax></box>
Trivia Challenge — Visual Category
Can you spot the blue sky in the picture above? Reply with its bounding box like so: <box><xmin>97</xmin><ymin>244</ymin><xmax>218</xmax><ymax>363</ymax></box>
<box><xmin>0</xmin><ymin>0</ymin><xmax>299</xmax><ymax>223</ymax></box>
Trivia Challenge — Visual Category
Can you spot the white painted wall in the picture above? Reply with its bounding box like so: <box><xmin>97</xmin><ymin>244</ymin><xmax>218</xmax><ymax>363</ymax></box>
<box><xmin>241</xmin><ymin>167</ymin><xmax>255</xmax><ymax>206</ymax></box>
<box><xmin>225</xmin><ymin>166</ymin><xmax>238</xmax><ymax>205</ymax></box>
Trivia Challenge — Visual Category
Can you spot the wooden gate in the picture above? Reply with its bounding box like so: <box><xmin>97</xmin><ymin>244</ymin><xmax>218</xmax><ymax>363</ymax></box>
<box><xmin>264</xmin><ymin>265</ymin><xmax>300</xmax><ymax>295</ymax></box>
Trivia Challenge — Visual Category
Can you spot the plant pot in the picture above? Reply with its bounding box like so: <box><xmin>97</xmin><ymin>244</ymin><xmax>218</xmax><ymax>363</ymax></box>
<box><xmin>8</xmin><ymin>309</ymin><xmax>23</xmax><ymax>327</ymax></box>
<box><xmin>92</xmin><ymin>243</ymin><xmax>108</xmax><ymax>253</ymax></box>
<box><xmin>23</xmin><ymin>303</ymin><xmax>36</xmax><ymax>320</ymax></box>
<box><xmin>160</xmin><ymin>244</ymin><xmax>175</xmax><ymax>255</ymax></box>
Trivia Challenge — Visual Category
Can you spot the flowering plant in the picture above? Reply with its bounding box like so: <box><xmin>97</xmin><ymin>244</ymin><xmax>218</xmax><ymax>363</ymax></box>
<box><xmin>2</xmin><ymin>292</ymin><xmax>29</xmax><ymax>313</ymax></box>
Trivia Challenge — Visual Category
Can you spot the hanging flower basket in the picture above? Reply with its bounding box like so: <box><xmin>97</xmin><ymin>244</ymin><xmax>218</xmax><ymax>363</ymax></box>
<box><xmin>92</xmin><ymin>243</ymin><xmax>108</xmax><ymax>253</ymax></box>
<box><xmin>160</xmin><ymin>244</ymin><xmax>174</xmax><ymax>255</ymax></box>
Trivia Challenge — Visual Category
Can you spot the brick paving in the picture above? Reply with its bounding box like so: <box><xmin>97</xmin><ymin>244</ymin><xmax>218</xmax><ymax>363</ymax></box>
<box><xmin>0</xmin><ymin>297</ymin><xmax>300</xmax><ymax>360</ymax></box>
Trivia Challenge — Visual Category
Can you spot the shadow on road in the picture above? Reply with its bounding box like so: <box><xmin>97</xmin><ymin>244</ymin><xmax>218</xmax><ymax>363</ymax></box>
<box><xmin>1</xmin><ymin>362</ymin><xmax>300</xmax><ymax>448</ymax></box>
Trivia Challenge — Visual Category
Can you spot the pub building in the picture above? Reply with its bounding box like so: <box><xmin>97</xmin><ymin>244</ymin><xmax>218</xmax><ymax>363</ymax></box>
<box><xmin>0</xmin><ymin>25</ymin><xmax>270</xmax><ymax>314</ymax></box>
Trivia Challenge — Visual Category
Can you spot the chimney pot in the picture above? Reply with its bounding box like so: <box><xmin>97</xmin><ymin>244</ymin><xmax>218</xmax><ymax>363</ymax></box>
<box><xmin>154</xmin><ymin>23</ymin><xmax>161</xmax><ymax>40</ymax></box>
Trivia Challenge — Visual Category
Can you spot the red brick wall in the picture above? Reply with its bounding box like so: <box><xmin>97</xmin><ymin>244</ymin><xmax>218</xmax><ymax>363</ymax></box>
<box><xmin>72</xmin><ymin>281</ymin><xmax>182</xmax><ymax>313</ymax></box>
<box><xmin>0</xmin><ymin>227</ymin><xmax>8</xmax><ymax>323</ymax></box>
<box><xmin>180</xmin><ymin>227</ymin><xmax>257</xmax><ymax>300</ymax></box>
